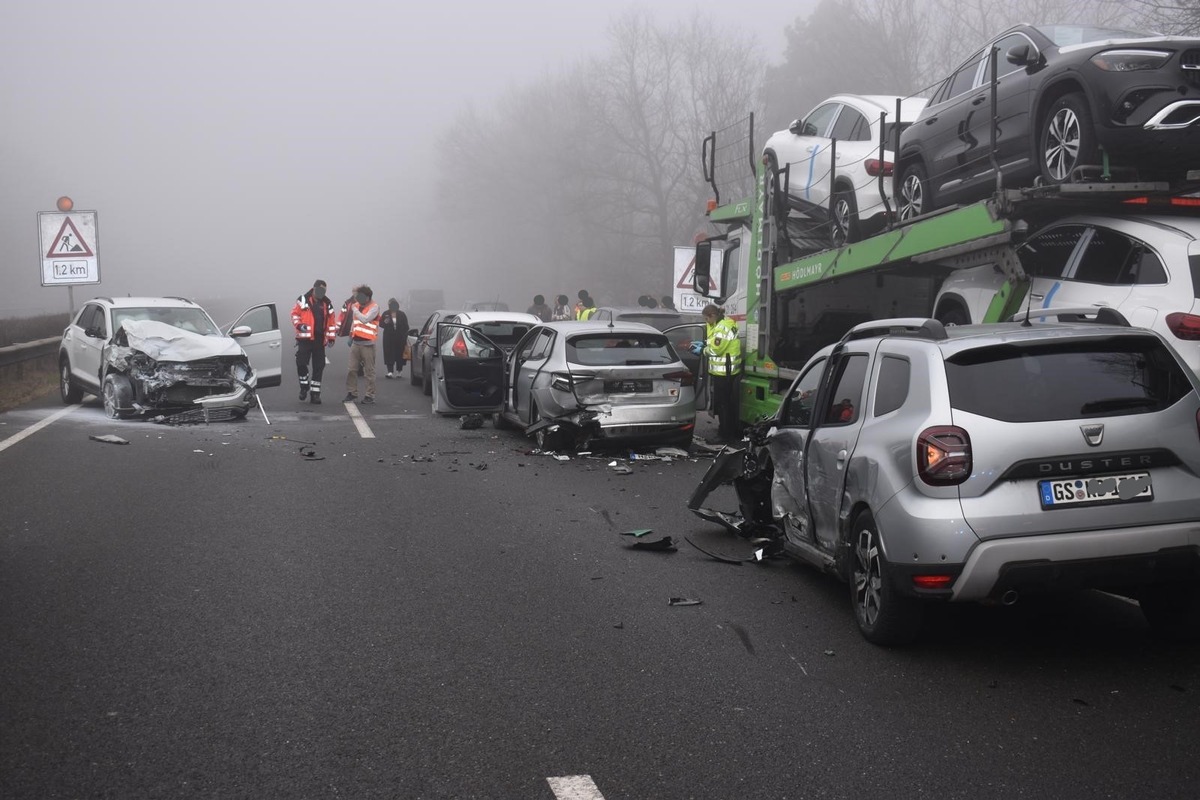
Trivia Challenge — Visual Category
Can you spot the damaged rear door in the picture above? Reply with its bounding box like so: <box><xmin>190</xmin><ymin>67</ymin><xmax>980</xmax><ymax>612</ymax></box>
<box><xmin>664</xmin><ymin>322</ymin><xmax>709</xmax><ymax>410</ymax></box>
<box><xmin>227</xmin><ymin>303</ymin><xmax>282</xmax><ymax>388</ymax></box>
<box><xmin>431</xmin><ymin>322</ymin><xmax>505</xmax><ymax>415</ymax></box>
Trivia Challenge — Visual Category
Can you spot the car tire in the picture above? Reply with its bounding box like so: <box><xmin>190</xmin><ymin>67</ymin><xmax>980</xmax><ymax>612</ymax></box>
<box><xmin>1039</xmin><ymin>92</ymin><xmax>1097</xmax><ymax>184</ymax></box>
<box><xmin>59</xmin><ymin>357</ymin><xmax>83</xmax><ymax>404</ymax></box>
<box><xmin>422</xmin><ymin>360</ymin><xmax>432</xmax><ymax>396</ymax></box>
<box><xmin>897</xmin><ymin>161</ymin><xmax>931</xmax><ymax>221</ymax></box>
<box><xmin>101</xmin><ymin>373</ymin><xmax>135</xmax><ymax>419</ymax></box>
<box><xmin>849</xmin><ymin>510</ymin><xmax>923</xmax><ymax>645</ymax></box>
<box><xmin>936</xmin><ymin>304</ymin><xmax>971</xmax><ymax>327</ymax></box>
<box><xmin>1139</xmin><ymin>581</ymin><xmax>1200</xmax><ymax>642</ymax></box>
<box><xmin>831</xmin><ymin>187</ymin><xmax>858</xmax><ymax>247</ymax></box>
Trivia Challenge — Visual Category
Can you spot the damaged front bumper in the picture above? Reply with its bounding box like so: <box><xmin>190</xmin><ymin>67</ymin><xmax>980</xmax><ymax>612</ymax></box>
<box><xmin>108</xmin><ymin>349</ymin><xmax>257</xmax><ymax>416</ymax></box>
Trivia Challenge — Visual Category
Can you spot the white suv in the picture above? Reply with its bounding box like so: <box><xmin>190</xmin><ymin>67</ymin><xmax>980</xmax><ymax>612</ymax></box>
<box><xmin>934</xmin><ymin>214</ymin><xmax>1200</xmax><ymax>373</ymax></box>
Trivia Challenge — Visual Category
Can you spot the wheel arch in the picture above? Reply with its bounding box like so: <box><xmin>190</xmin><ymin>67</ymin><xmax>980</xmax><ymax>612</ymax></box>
<box><xmin>837</xmin><ymin>500</ymin><xmax>876</xmax><ymax>581</ymax></box>
<box><xmin>934</xmin><ymin>294</ymin><xmax>972</xmax><ymax>324</ymax></box>
<box><xmin>1033</xmin><ymin>77</ymin><xmax>1091</xmax><ymax>143</ymax></box>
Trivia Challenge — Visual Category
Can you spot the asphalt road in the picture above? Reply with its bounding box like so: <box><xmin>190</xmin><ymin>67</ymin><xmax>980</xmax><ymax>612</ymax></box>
<box><xmin>1</xmin><ymin>345</ymin><xmax>1199</xmax><ymax>799</ymax></box>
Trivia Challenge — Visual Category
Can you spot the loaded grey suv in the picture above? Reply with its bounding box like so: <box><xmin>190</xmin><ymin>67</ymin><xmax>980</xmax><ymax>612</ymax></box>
<box><xmin>691</xmin><ymin>315</ymin><xmax>1200</xmax><ymax>644</ymax></box>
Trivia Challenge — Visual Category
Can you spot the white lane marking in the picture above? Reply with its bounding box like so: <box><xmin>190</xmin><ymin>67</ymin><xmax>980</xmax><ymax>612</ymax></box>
<box><xmin>0</xmin><ymin>404</ymin><xmax>82</xmax><ymax>454</ymax></box>
<box><xmin>547</xmin><ymin>775</ymin><xmax>606</xmax><ymax>800</ymax></box>
<box><xmin>344</xmin><ymin>402</ymin><xmax>376</xmax><ymax>438</ymax></box>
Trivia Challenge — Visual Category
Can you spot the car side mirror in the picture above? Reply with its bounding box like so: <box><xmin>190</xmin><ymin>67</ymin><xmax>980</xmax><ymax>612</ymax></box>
<box><xmin>229</xmin><ymin>325</ymin><xmax>252</xmax><ymax>338</ymax></box>
<box><xmin>787</xmin><ymin>118</ymin><xmax>802</xmax><ymax>134</ymax></box>
<box><xmin>408</xmin><ymin>328</ymin><xmax>418</xmax><ymax>335</ymax></box>
<box><xmin>1006</xmin><ymin>44</ymin><xmax>1031</xmax><ymax>66</ymax></box>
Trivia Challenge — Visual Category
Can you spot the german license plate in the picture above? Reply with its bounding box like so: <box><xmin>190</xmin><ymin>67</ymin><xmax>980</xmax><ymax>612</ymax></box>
<box><xmin>605</xmin><ymin>379</ymin><xmax>652</xmax><ymax>393</ymax></box>
<box><xmin>1039</xmin><ymin>472</ymin><xmax>1153</xmax><ymax>509</ymax></box>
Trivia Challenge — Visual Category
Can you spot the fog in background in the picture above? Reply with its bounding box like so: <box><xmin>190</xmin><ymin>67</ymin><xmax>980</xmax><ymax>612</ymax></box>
<box><xmin>0</xmin><ymin>0</ymin><xmax>800</xmax><ymax>320</ymax></box>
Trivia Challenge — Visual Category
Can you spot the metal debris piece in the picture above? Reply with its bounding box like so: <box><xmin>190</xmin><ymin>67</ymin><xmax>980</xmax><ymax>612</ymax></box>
<box><xmin>459</xmin><ymin>413</ymin><xmax>484</xmax><ymax>429</ymax></box>
<box><xmin>668</xmin><ymin>597</ymin><xmax>702</xmax><ymax>606</ymax></box>
<box><xmin>609</xmin><ymin>463</ymin><xmax>633</xmax><ymax>475</ymax></box>
<box><xmin>299</xmin><ymin>446</ymin><xmax>325</xmax><ymax>461</ymax></box>
<box><xmin>655</xmin><ymin>447</ymin><xmax>690</xmax><ymax>458</ymax></box>
<box><xmin>474</xmin><ymin>463</ymin><xmax>488</xmax><ymax>470</ymax></box>
<box><xmin>684</xmin><ymin>536</ymin><xmax>746</xmax><ymax>565</ymax></box>
<box><xmin>89</xmin><ymin>434</ymin><xmax>129</xmax><ymax>445</ymax></box>
<box><xmin>620</xmin><ymin>529</ymin><xmax>654</xmax><ymax>538</ymax></box>
<box><xmin>629</xmin><ymin>536</ymin><xmax>676</xmax><ymax>552</ymax></box>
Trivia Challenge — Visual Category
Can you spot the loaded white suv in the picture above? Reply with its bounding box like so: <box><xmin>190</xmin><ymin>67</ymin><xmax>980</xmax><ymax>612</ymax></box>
<box><xmin>934</xmin><ymin>214</ymin><xmax>1200</xmax><ymax>374</ymax></box>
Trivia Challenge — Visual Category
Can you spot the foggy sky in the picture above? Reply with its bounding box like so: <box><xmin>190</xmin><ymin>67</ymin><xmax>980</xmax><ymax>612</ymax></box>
<box><xmin>1</xmin><ymin>0</ymin><xmax>805</xmax><ymax>319</ymax></box>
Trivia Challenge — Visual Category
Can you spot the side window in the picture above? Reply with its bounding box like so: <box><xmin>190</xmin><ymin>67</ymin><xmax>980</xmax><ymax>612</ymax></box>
<box><xmin>1124</xmin><ymin>246</ymin><xmax>1168</xmax><ymax>285</ymax></box>
<box><xmin>516</xmin><ymin>328</ymin><xmax>543</xmax><ymax>361</ymax></box>
<box><xmin>801</xmin><ymin>103</ymin><xmax>839</xmax><ymax>138</ymax></box>
<box><xmin>873</xmin><ymin>356</ymin><xmax>911</xmax><ymax>417</ymax></box>
<box><xmin>822</xmin><ymin>353</ymin><xmax>869</xmax><ymax>425</ymax></box>
<box><xmin>529</xmin><ymin>330</ymin><xmax>555</xmax><ymax>360</ymax></box>
<box><xmin>420</xmin><ymin>313</ymin><xmax>439</xmax><ymax>336</ymax></box>
<box><xmin>1071</xmin><ymin>228</ymin><xmax>1138</xmax><ymax>285</ymax></box>
<box><xmin>781</xmin><ymin>359</ymin><xmax>826</xmax><ymax>427</ymax></box>
<box><xmin>992</xmin><ymin>33</ymin><xmax>1037</xmax><ymax>79</ymax></box>
<box><xmin>831</xmin><ymin>107</ymin><xmax>869</xmax><ymax>142</ymax></box>
<box><xmin>946</xmin><ymin>53</ymin><xmax>984</xmax><ymax>99</ymax></box>
<box><xmin>236</xmin><ymin>305</ymin><xmax>274</xmax><ymax>334</ymax></box>
<box><xmin>77</xmin><ymin>304</ymin><xmax>99</xmax><ymax>333</ymax></box>
<box><xmin>1018</xmin><ymin>225</ymin><xmax>1087</xmax><ymax>279</ymax></box>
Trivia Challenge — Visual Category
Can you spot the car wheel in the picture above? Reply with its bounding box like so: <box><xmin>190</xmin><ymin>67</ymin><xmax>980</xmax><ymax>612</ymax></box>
<box><xmin>59</xmin><ymin>357</ymin><xmax>83</xmax><ymax>404</ymax></box>
<box><xmin>897</xmin><ymin>161</ymin><xmax>931</xmax><ymax>221</ymax></box>
<box><xmin>849</xmin><ymin>510</ymin><xmax>923</xmax><ymax>645</ymax></box>
<box><xmin>1139</xmin><ymin>581</ymin><xmax>1200</xmax><ymax>642</ymax></box>
<box><xmin>422</xmin><ymin>361</ymin><xmax>432</xmax><ymax>396</ymax></box>
<box><xmin>831</xmin><ymin>187</ymin><xmax>858</xmax><ymax>246</ymax></box>
<box><xmin>936</xmin><ymin>304</ymin><xmax>970</xmax><ymax>327</ymax></box>
<box><xmin>1039</xmin><ymin>92</ymin><xmax>1097</xmax><ymax>184</ymax></box>
<box><xmin>101</xmin><ymin>373</ymin><xmax>135</xmax><ymax>419</ymax></box>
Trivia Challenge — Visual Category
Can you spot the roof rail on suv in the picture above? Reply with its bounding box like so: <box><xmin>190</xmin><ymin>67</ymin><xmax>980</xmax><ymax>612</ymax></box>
<box><xmin>839</xmin><ymin>318</ymin><xmax>948</xmax><ymax>345</ymax></box>
<box><xmin>1007</xmin><ymin>307</ymin><xmax>1131</xmax><ymax>327</ymax></box>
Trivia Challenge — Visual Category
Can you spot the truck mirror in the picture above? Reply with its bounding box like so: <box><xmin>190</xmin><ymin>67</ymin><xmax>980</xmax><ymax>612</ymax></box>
<box><xmin>694</xmin><ymin>241</ymin><xmax>712</xmax><ymax>297</ymax></box>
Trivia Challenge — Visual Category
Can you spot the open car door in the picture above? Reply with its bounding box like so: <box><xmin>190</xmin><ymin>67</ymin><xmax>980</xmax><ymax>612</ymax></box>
<box><xmin>664</xmin><ymin>322</ymin><xmax>710</xmax><ymax>410</ymax></box>
<box><xmin>227</xmin><ymin>303</ymin><xmax>282</xmax><ymax>388</ymax></box>
<box><xmin>431</xmin><ymin>322</ymin><xmax>506</xmax><ymax>415</ymax></box>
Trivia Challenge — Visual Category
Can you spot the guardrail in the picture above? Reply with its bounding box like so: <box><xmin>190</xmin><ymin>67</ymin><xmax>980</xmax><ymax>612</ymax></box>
<box><xmin>0</xmin><ymin>337</ymin><xmax>59</xmax><ymax>381</ymax></box>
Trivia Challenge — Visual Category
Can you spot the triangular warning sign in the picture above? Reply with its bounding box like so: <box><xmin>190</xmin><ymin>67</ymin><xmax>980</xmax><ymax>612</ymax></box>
<box><xmin>46</xmin><ymin>217</ymin><xmax>94</xmax><ymax>258</ymax></box>
<box><xmin>677</xmin><ymin>255</ymin><xmax>717</xmax><ymax>291</ymax></box>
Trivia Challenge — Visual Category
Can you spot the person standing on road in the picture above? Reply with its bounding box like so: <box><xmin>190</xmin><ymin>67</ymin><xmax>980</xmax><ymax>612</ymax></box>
<box><xmin>291</xmin><ymin>279</ymin><xmax>338</xmax><ymax>405</ymax></box>
<box><xmin>344</xmin><ymin>285</ymin><xmax>380</xmax><ymax>404</ymax></box>
<box><xmin>551</xmin><ymin>294</ymin><xmax>573</xmax><ymax>321</ymax></box>
<box><xmin>573</xmin><ymin>289</ymin><xmax>591</xmax><ymax>320</ymax></box>
<box><xmin>379</xmin><ymin>297</ymin><xmax>409</xmax><ymax>379</ymax></box>
<box><xmin>526</xmin><ymin>294</ymin><xmax>552</xmax><ymax>322</ymax></box>
<box><xmin>579</xmin><ymin>296</ymin><xmax>597</xmax><ymax>320</ymax></box>
<box><xmin>699</xmin><ymin>304</ymin><xmax>742</xmax><ymax>442</ymax></box>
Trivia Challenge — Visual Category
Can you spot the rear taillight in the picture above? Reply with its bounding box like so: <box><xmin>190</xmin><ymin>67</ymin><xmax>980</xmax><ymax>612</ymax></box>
<box><xmin>551</xmin><ymin>372</ymin><xmax>593</xmax><ymax>392</ymax></box>
<box><xmin>912</xmin><ymin>575</ymin><xmax>954</xmax><ymax>590</ymax></box>
<box><xmin>663</xmin><ymin>369</ymin><xmax>695</xmax><ymax>387</ymax></box>
<box><xmin>451</xmin><ymin>332</ymin><xmax>468</xmax><ymax>357</ymax></box>
<box><xmin>917</xmin><ymin>426</ymin><xmax>972</xmax><ymax>486</ymax></box>
<box><xmin>1165</xmin><ymin>312</ymin><xmax>1200</xmax><ymax>341</ymax></box>
<box><xmin>865</xmin><ymin>158</ymin><xmax>894</xmax><ymax>177</ymax></box>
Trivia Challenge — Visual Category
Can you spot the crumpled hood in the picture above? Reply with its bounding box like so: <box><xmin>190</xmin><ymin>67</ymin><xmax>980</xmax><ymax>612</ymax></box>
<box><xmin>120</xmin><ymin>319</ymin><xmax>245</xmax><ymax>361</ymax></box>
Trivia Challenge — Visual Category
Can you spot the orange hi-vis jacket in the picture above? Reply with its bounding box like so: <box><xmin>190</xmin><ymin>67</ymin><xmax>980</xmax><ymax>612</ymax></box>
<box><xmin>349</xmin><ymin>301</ymin><xmax>380</xmax><ymax>341</ymax></box>
<box><xmin>291</xmin><ymin>292</ymin><xmax>339</xmax><ymax>344</ymax></box>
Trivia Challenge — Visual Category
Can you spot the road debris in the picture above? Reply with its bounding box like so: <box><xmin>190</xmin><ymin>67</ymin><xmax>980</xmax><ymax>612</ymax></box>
<box><xmin>629</xmin><ymin>536</ymin><xmax>677</xmax><ymax>552</ymax></box>
<box><xmin>620</xmin><ymin>529</ymin><xmax>654</xmax><ymax>538</ymax></box>
<box><xmin>668</xmin><ymin>597</ymin><xmax>702</xmax><ymax>606</ymax></box>
<box><xmin>655</xmin><ymin>446</ymin><xmax>690</xmax><ymax>458</ymax></box>
<box><xmin>608</xmin><ymin>461</ymin><xmax>633</xmax><ymax>475</ymax></box>
<box><xmin>684</xmin><ymin>536</ymin><xmax>750</xmax><ymax>565</ymax></box>
<box><xmin>459</xmin><ymin>413</ymin><xmax>484</xmax><ymax>430</ymax></box>
<box><xmin>299</xmin><ymin>446</ymin><xmax>324</xmax><ymax>461</ymax></box>
<box><xmin>89</xmin><ymin>434</ymin><xmax>129</xmax><ymax>445</ymax></box>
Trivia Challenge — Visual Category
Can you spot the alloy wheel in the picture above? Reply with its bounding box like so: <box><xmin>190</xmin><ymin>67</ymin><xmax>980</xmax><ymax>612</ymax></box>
<box><xmin>853</xmin><ymin>525</ymin><xmax>883</xmax><ymax>626</ymax></box>
<box><xmin>1044</xmin><ymin>107</ymin><xmax>1080</xmax><ymax>181</ymax></box>
<box><xmin>899</xmin><ymin>174</ymin><xmax>923</xmax><ymax>220</ymax></box>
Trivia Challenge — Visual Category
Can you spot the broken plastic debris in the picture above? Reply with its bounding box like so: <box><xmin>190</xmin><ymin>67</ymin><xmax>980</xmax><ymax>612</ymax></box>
<box><xmin>629</xmin><ymin>536</ymin><xmax>676</xmax><ymax>552</ymax></box>
<box><xmin>609</xmin><ymin>463</ymin><xmax>633</xmax><ymax>475</ymax></box>
<box><xmin>552</xmin><ymin>454</ymin><xmax>569</xmax><ymax>462</ymax></box>
<box><xmin>89</xmin><ymin>434</ymin><xmax>129</xmax><ymax>445</ymax></box>
<box><xmin>655</xmin><ymin>447</ymin><xmax>689</xmax><ymax>458</ymax></box>
<box><xmin>668</xmin><ymin>597</ymin><xmax>702</xmax><ymax>606</ymax></box>
<box><xmin>459</xmin><ymin>413</ymin><xmax>484</xmax><ymax>430</ymax></box>
<box><xmin>684</xmin><ymin>536</ymin><xmax>746</xmax><ymax>565</ymax></box>
<box><xmin>299</xmin><ymin>446</ymin><xmax>324</xmax><ymax>461</ymax></box>
<box><xmin>620</xmin><ymin>529</ymin><xmax>654</xmax><ymax>538</ymax></box>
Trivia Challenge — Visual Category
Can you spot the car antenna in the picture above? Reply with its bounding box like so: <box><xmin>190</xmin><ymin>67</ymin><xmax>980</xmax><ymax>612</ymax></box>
<box><xmin>1020</xmin><ymin>280</ymin><xmax>1035</xmax><ymax>327</ymax></box>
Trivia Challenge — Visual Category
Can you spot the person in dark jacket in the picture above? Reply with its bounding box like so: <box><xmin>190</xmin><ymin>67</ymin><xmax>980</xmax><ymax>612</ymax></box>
<box><xmin>380</xmin><ymin>297</ymin><xmax>409</xmax><ymax>378</ymax></box>
<box><xmin>526</xmin><ymin>294</ymin><xmax>552</xmax><ymax>322</ymax></box>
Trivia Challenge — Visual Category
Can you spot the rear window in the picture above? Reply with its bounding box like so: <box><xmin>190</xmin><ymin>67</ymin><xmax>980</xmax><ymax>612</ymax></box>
<box><xmin>946</xmin><ymin>336</ymin><xmax>1194</xmax><ymax>422</ymax></box>
<box><xmin>1190</xmin><ymin>254</ymin><xmax>1200</xmax><ymax>300</ymax></box>
<box><xmin>470</xmin><ymin>321</ymin><xmax>531</xmax><ymax>348</ymax></box>
<box><xmin>615</xmin><ymin>313</ymin><xmax>685</xmax><ymax>331</ymax></box>
<box><xmin>567</xmin><ymin>333</ymin><xmax>676</xmax><ymax>367</ymax></box>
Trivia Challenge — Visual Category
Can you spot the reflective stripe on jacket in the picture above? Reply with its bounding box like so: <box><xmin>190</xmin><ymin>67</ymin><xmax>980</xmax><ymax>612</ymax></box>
<box><xmin>350</xmin><ymin>302</ymin><xmax>380</xmax><ymax>341</ymax></box>
<box><xmin>580</xmin><ymin>307</ymin><xmax>597</xmax><ymax>320</ymax></box>
<box><xmin>291</xmin><ymin>293</ymin><xmax>338</xmax><ymax>342</ymax></box>
<box><xmin>705</xmin><ymin>317</ymin><xmax>741</xmax><ymax>376</ymax></box>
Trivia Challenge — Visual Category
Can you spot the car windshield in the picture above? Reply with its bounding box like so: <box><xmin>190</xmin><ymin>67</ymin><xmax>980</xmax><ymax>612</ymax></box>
<box><xmin>113</xmin><ymin>307</ymin><xmax>222</xmax><ymax>336</ymax></box>
<box><xmin>1035</xmin><ymin>24</ymin><xmax>1152</xmax><ymax>47</ymax></box>
<box><xmin>567</xmin><ymin>333</ymin><xmax>676</xmax><ymax>366</ymax></box>
<box><xmin>946</xmin><ymin>336</ymin><xmax>1193</xmax><ymax>422</ymax></box>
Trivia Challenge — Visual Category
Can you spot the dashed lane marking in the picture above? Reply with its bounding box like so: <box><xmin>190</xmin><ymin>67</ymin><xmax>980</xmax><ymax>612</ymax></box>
<box><xmin>0</xmin><ymin>404</ymin><xmax>82</xmax><ymax>454</ymax></box>
<box><xmin>344</xmin><ymin>401</ymin><xmax>376</xmax><ymax>438</ymax></box>
<box><xmin>547</xmin><ymin>775</ymin><xmax>606</xmax><ymax>800</ymax></box>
